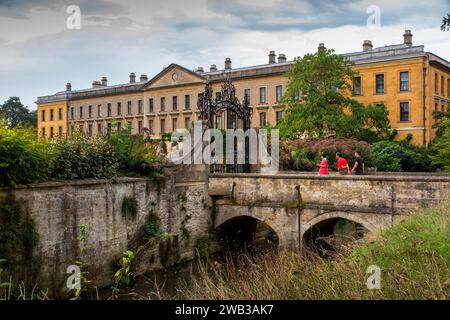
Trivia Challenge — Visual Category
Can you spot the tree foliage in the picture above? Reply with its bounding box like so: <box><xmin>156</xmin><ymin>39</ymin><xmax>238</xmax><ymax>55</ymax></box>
<box><xmin>431</xmin><ymin>119</ymin><xmax>450</xmax><ymax>172</ymax></box>
<box><xmin>278</xmin><ymin>49</ymin><xmax>391</xmax><ymax>143</ymax></box>
<box><xmin>0</xmin><ymin>97</ymin><xmax>36</xmax><ymax>128</ymax></box>
<box><xmin>442</xmin><ymin>14</ymin><xmax>450</xmax><ymax>31</ymax></box>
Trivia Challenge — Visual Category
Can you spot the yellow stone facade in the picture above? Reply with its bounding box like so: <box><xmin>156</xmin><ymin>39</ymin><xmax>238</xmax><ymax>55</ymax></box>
<box><xmin>37</xmin><ymin>100</ymin><xmax>68</xmax><ymax>138</ymax></box>
<box><xmin>37</xmin><ymin>31</ymin><xmax>450</xmax><ymax>146</ymax></box>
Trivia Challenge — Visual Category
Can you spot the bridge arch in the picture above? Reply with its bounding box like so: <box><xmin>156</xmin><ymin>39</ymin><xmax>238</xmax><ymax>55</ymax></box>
<box><xmin>215</xmin><ymin>213</ymin><xmax>281</xmax><ymax>249</ymax></box>
<box><xmin>302</xmin><ymin>212</ymin><xmax>377</xmax><ymax>253</ymax></box>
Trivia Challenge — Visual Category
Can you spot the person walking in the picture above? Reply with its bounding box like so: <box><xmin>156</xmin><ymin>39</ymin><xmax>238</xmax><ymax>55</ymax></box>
<box><xmin>351</xmin><ymin>151</ymin><xmax>364</xmax><ymax>175</ymax></box>
<box><xmin>317</xmin><ymin>153</ymin><xmax>329</xmax><ymax>175</ymax></box>
<box><xmin>336</xmin><ymin>152</ymin><xmax>350</xmax><ymax>175</ymax></box>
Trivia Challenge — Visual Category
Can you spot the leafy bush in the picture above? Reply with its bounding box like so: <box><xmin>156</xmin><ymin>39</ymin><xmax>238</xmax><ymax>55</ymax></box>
<box><xmin>139</xmin><ymin>210</ymin><xmax>162</xmax><ymax>242</ymax></box>
<box><xmin>109</xmin><ymin>123</ymin><xmax>163</xmax><ymax>177</ymax></box>
<box><xmin>0</xmin><ymin>120</ymin><xmax>52</xmax><ymax>187</ymax></box>
<box><xmin>281</xmin><ymin>138</ymin><xmax>374</xmax><ymax>171</ymax></box>
<box><xmin>431</xmin><ymin>119</ymin><xmax>450</xmax><ymax>172</ymax></box>
<box><xmin>49</xmin><ymin>133</ymin><xmax>118</xmax><ymax>180</ymax></box>
<box><xmin>372</xmin><ymin>140</ymin><xmax>435</xmax><ymax>172</ymax></box>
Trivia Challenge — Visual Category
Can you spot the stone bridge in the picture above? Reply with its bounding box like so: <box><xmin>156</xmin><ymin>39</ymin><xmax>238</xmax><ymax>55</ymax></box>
<box><xmin>208</xmin><ymin>173</ymin><xmax>450</xmax><ymax>248</ymax></box>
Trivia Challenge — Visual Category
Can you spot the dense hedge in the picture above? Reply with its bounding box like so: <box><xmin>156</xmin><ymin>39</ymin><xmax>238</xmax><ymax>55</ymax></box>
<box><xmin>0</xmin><ymin>121</ymin><xmax>165</xmax><ymax>187</ymax></box>
<box><xmin>281</xmin><ymin>138</ymin><xmax>374</xmax><ymax>171</ymax></box>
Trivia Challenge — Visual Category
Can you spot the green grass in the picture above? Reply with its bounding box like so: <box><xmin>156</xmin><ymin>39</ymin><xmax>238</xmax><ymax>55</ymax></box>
<box><xmin>177</xmin><ymin>202</ymin><xmax>450</xmax><ymax>300</ymax></box>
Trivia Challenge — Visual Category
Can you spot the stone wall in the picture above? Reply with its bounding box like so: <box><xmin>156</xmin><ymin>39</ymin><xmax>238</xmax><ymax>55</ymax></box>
<box><xmin>209</xmin><ymin>173</ymin><xmax>450</xmax><ymax>247</ymax></box>
<box><xmin>0</xmin><ymin>165</ymin><xmax>212</xmax><ymax>297</ymax></box>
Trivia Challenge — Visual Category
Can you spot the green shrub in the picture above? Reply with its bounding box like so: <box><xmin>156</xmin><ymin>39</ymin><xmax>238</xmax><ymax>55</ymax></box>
<box><xmin>372</xmin><ymin>140</ymin><xmax>435</xmax><ymax>172</ymax></box>
<box><xmin>121</xmin><ymin>197</ymin><xmax>138</xmax><ymax>219</ymax></box>
<box><xmin>0</xmin><ymin>120</ymin><xmax>52</xmax><ymax>187</ymax></box>
<box><xmin>139</xmin><ymin>210</ymin><xmax>162</xmax><ymax>242</ymax></box>
<box><xmin>431</xmin><ymin>119</ymin><xmax>450</xmax><ymax>172</ymax></box>
<box><xmin>49</xmin><ymin>133</ymin><xmax>118</xmax><ymax>180</ymax></box>
<box><xmin>194</xmin><ymin>235</ymin><xmax>214</xmax><ymax>258</ymax></box>
<box><xmin>109</xmin><ymin>123</ymin><xmax>163</xmax><ymax>177</ymax></box>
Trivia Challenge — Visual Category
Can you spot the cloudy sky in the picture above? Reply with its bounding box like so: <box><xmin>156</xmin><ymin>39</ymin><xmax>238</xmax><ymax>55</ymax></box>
<box><xmin>0</xmin><ymin>0</ymin><xmax>449</xmax><ymax>109</ymax></box>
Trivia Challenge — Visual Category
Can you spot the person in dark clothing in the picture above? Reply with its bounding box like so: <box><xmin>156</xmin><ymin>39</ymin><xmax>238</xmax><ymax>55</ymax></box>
<box><xmin>351</xmin><ymin>151</ymin><xmax>364</xmax><ymax>175</ymax></box>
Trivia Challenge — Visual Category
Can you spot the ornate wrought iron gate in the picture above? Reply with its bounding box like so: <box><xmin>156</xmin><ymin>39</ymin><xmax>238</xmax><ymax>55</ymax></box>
<box><xmin>197</xmin><ymin>80</ymin><xmax>252</xmax><ymax>173</ymax></box>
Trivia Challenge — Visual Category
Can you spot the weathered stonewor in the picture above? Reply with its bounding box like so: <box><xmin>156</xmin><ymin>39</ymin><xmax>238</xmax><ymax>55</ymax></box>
<box><xmin>0</xmin><ymin>164</ymin><xmax>212</xmax><ymax>297</ymax></box>
<box><xmin>208</xmin><ymin>173</ymin><xmax>450</xmax><ymax>249</ymax></box>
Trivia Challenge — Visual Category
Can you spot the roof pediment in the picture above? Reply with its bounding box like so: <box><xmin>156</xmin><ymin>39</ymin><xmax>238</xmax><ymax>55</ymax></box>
<box><xmin>143</xmin><ymin>64</ymin><xmax>206</xmax><ymax>90</ymax></box>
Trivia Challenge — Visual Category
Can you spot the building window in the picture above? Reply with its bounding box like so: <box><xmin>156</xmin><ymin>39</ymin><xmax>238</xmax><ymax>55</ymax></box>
<box><xmin>97</xmin><ymin>123</ymin><xmax>102</xmax><ymax>135</ymax></box>
<box><xmin>107</xmin><ymin>103</ymin><xmax>112</xmax><ymax>117</ymax></box>
<box><xmin>148</xmin><ymin>119</ymin><xmax>154</xmax><ymax>133</ymax></box>
<box><xmin>276</xmin><ymin>111</ymin><xmax>283</xmax><ymax>124</ymax></box>
<box><xmin>107</xmin><ymin>123</ymin><xmax>112</xmax><ymax>136</ymax></box>
<box><xmin>435</xmin><ymin>73</ymin><xmax>438</xmax><ymax>93</ymax></box>
<box><xmin>441</xmin><ymin>76</ymin><xmax>445</xmax><ymax>96</ymax></box>
<box><xmin>79</xmin><ymin>106</ymin><xmax>83</xmax><ymax>119</ymax></box>
<box><xmin>50</xmin><ymin>109</ymin><xmax>54</xmax><ymax>121</ymax></box>
<box><xmin>259</xmin><ymin>87</ymin><xmax>267</xmax><ymax>104</ymax></box>
<box><xmin>197</xmin><ymin>93</ymin><xmax>202</xmax><ymax>105</ymax></box>
<box><xmin>50</xmin><ymin>127</ymin><xmax>54</xmax><ymax>138</ymax></box>
<box><xmin>58</xmin><ymin>126</ymin><xmax>62</xmax><ymax>137</ymax></box>
<box><xmin>353</xmin><ymin>77</ymin><xmax>362</xmax><ymax>95</ymax></box>
<box><xmin>97</xmin><ymin>105</ymin><xmax>102</xmax><ymax>117</ymax></box>
<box><xmin>42</xmin><ymin>128</ymin><xmax>46</xmax><ymax>137</ymax></box>
<box><xmin>41</xmin><ymin>110</ymin><xmax>46</xmax><ymax>122</ymax></box>
<box><xmin>172</xmin><ymin>96</ymin><xmax>178</xmax><ymax>111</ymax></box>
<box><xmin>88</xmin><ymin>124</ymin><xmax>92</xmax><ymax>136</ymax></box>
<box><xmin>127</xmin><ymin>121</ymin><xmax>132</xmax><ymax>131</ymax></box>
<box><xmin>161</xmin><ymin>97</ymin><xmax>166</xmax><ymax>112</ymax></box>
<box><xmin>400</xmin><ymin>102</ymin><xmax>409</xmax><ymax>122</ymax></box>
<box><xmin>138</xmin><ymin>120</ymin><xmax>142</xmax><ymax>133</ymax></box>
<box><xmin>127</xmin><ymin>101</ymin><xmax>132</xmax><ymax>115</ymax></box>
<box><xmin>185</xmin><ymin>95</ymin><xmax>190</xmax><ymax>109</ymax></box>
<box><xmin>400</xmin><ymin>72</ymin><xmax>409</xmax><ymax>91</ymax></box>
<box><xmin>244</xmin><ymin>89</ymin><xmax>251</xmax><ymax>104</ymax></box>
<box><xmin>160</xmin><ymin>119</ymin><xmax>166</xmax><ymax>133</ymax></box>
<box><xmin>215</xmin><ymin>92</ymin><xmax>221</xmax><ymax>103</ymax></box>
<box><xmin>276</xmin><ymin>85</ymin><xmax>283</xmax><ymax>102</ymax></box>
<box><xmin>376</xmin><ymin>74</ymin><xmax>385</xmax><ymax>94</ymax></box>
<box><xmin>117</xmin><ymin>122</ymin><xmax>122</xmax><ymax>132</ymax></box>
<box><xmin>184</xmin><ymin>117</ymin><xmax>190</xmax><ymax>129</ymax></box>
<box><xmin>138</xmin><ymin>100</ymin><xmax>143</xmax><ymax>114</ymax></box>
<box><xmin>149</xmin><ymin>98</ymin><xmax>154</xmax><ymax>113</ymax></box>
<box><xmin>88</xmin><ymin>105</ymin><xmax>92</xmax><ymax>118</ymax></box>
<box><xmin>117</xmin><ymin>102</ymin><xmax>122</xmax><ymax>116</ymax></box>
<box><xmin>259</xmin><ymin>112</ymin><xmax>266</xmax><ymax>127</ymax></box>
<box><xmin>71</xmin><ymin>107</ymin><xmax>74</xmax><ymax>120</ymax></box>
<box><xmin>172</xmin><ymin>118</ymin><xmax>178</xmax><ymax>131</ymax></box>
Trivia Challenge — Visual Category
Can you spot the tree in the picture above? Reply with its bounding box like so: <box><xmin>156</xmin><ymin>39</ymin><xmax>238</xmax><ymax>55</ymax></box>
<box><xmin>432</xmin><ymin>102</ymin><xmax>450</xmax><ymax>138</ymax></box>
<box><xmin>442</xmin><ymin>14</ymin><xmax>450</xmax><ymax>31</ymax></box>
<box><xmin>0</xmin><ymin>97</ymin><xmax>36</xmax><ymax>128</ymax></box>
<box><xmin>431</xmin><ymin>119</ymin><xmax>450</xmax><ymax>171</ymax></box>
<box><xmin>278</xmin><ymin>49</ymin><xmax>391</xmax><ymax>142</ymax></box>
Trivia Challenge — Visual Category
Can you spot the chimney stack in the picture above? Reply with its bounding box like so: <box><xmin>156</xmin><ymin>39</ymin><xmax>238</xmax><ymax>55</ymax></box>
<box><xmin>318</xmin><ymin>43</ymin><xmax>326</xmax><ymax>52</ymax></box>
<box><xmin>363</xmin><ymin>40</ymin><xmax>373</xmax><ymax>52</ymax></box>
<box><xmin>195</xmin><ymin>67</ymin><xmax>204</xmax><ymax>73</ymax></box>
<box><xmin>403</xmin><ymin>30</ymin><xmax>413</xmax><ymax>46</ymax></box>
<box><xmin>140</xmin><ymin>74</ymin><xmax>148</xmax><ymax>82</ymax></box>
<box><xmin>66</xmin><ymin>82</ymin><xmax>72</xmax><ymax>92</ymax></box>
<box><xmin>92</xmin><ymin>81</ymin><xmax>102</xmax><ymax>88</ymax></box>
<box><xmin>278</xmin><ymin>54</ymin><xmax>287</xmax><ymax>63</ymax></box>
<box><xmin>101</xmin><ymin>76</ymin><xmax>108</xmax><ymax>86</ymax></box>
<box><xmin>268</xmin><ymin>50</ymin><xmax>276</xmax><ymax>64</ymax></box>
<box><xmin>225</xmin><ymin>57</ymin><xmax>232</xmax><ymax>70</ymax></box>
<box><xmin>210</xmin><ymin>64</ymin><xmax>218</xmax><ymax>72</ymax></box>
<box><xmin>129</xmin><ymin>72</ymin><xmax>136</xmax><ymax>83</ymax></box>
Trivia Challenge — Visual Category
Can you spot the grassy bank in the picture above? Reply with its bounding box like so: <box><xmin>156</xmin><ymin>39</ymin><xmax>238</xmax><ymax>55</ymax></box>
<box><xmin>178</xmin><ymin>202</ymin><xmax>450</xmax><ymax>300</ymax></box>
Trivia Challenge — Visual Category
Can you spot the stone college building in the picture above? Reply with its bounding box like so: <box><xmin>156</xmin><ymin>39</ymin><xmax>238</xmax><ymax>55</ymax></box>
<box><xmin>37</xmin><ymin>30</ymin><xmax>450</xmax><ymax>145</ymax></box>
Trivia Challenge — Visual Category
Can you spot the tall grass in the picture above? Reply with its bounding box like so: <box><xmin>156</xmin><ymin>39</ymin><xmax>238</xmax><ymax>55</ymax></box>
<box><xmin>178</xmin><ymin>202</ymin><xmax>450</xmax><ymax>300</ymax></box>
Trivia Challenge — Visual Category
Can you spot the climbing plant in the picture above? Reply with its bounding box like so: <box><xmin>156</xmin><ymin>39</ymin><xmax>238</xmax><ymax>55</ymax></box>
<box><xmin>121</xmin><ymin>196</ymin><xmax>138</xmax><ymax>219</ymax></box>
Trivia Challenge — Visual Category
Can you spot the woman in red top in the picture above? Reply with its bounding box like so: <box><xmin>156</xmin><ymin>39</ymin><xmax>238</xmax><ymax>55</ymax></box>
<box><xmin>317</xmin><ymin>154</ymin><xmax>329</xmax><ymax>175</ymax></box>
